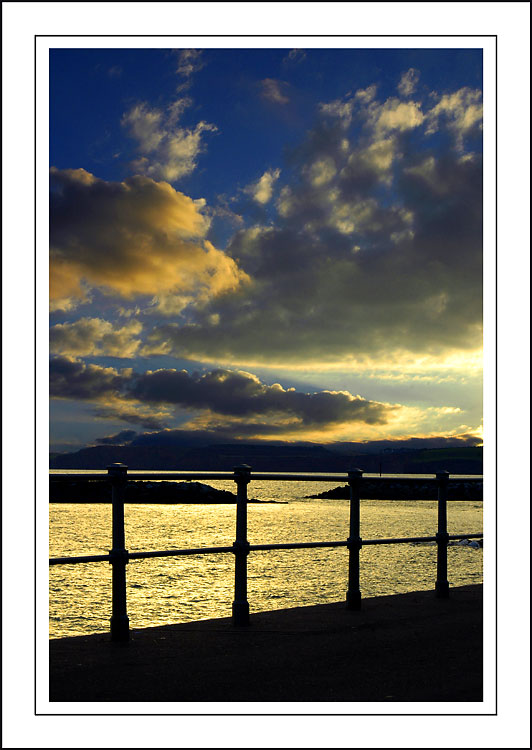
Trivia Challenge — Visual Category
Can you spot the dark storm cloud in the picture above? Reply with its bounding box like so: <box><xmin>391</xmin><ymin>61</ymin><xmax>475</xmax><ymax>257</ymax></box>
<box><xmin>49</xmin><ymin>355</ymin><xmax>125</xmax><ymax>400</ymax></box>
<box><xmin>91</xmin><ymin>406</ymin><xmax>168</xmax><ymax>431</ymax></box>
<box><xmin>50</xmin><ymin>357</ymin><xmax>396</xmax><ymax>429</ymax></box>
<box><xmin>49</xmin><ymin>356</ymin><xmax>170</xmax><ymax>429</ymax></box>
<box><xmin>129</xmin><ymin>367</ymin><xmax>395</xmax><ymax>425</ymax></box>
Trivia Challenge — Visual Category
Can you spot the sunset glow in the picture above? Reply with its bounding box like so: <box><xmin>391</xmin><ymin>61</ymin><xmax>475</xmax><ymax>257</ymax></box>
<box><xmin>50</xmin><ymin>47</ymin><xmax>483</xmax><ymax>451</ymax></box>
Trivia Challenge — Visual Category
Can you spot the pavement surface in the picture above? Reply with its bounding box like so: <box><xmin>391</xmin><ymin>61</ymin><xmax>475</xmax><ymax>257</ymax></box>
<box><xmin>49</xmin><ymin>584</ymin><xmax>482</xmax><ymax>703</ymax></box>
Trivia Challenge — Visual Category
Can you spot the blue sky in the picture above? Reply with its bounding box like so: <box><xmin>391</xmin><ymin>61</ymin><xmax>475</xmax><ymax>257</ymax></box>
<box><xmin>49</xmin><ymin>47</ymin><xmax>483</xmax><ymax>452</ymax></box>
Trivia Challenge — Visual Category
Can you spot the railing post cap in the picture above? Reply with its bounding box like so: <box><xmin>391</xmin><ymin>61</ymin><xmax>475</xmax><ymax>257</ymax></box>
<box><xmin>233</xmin><ymin>464</ymin><xmax>251</xmax><ymax>473</ymax></box>
<box><xmin>436</xmin><ymin>470</ymin><xmax>450</xmax><ymax>480</ymax></box>
<box><xmin>107</xmin><ymin>463</ymin><xmax>128</xmax><ymax>475</ymax></box>
<box><xmin>348</xmin><ymin>468</ymin><xmax>364</xmax><ymax>478</ymax></box>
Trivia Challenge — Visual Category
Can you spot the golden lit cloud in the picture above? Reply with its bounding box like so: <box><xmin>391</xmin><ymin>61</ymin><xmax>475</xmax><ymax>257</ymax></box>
<box><xmin>122</xmin><ymin>99</ymin><xmax>217</xmax><ymax>181</ymax></box>
<box><xmin>306</xmin><ymin>158</ymin><xmax>337</xmax><ymax>187</ymax></box>
<box><xmin>50</xmin><ymin>318</ymin><xmax>143</xmax><ymax>358</ymax></box>
<box><xmin>425</xmin><ymin>87</ymin><xmax>483</xmax><ymax>149</ymax></box>
<box><xmin>50</xmin><ymin>169</ymin><xmax>248</xmax><ymax>311</ymax></box>
<box><xmin>245</xmin><ymin>168</ymin><xmax>281</xmax><ymax>204</ymax></box>
<box><xmin>370</xmin><ymin>97</ymin><xmax>424</xmax><ymax>134</ymax></box>
<box><xmin>397</xmin><ymin>68</ymin><xmax>420</xmax><ymax>97</ymax></box>
<box><xmin>175</xmin><ymin>49</ymin><xmax>205</xmax><ymax>82</ymax></box>
<box><xmin>319</xmin><ymin>85</ymin><xmax>378</xmax><ymax>127</ymax></box>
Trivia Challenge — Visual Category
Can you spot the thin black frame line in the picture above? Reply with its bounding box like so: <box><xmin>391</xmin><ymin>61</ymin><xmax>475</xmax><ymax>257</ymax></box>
<box><xmin>37</xmin><ymin>37</ymin><xmax>495</xmax><ymax>718</ymax></box>
<box><xmin>34</xmin><ymin>31</ymin><xmax>38</xmax><ymax>719</ymax></box>
<box><xmin>494</xmin><ymin>33</ymin><xmax>498</xmax><ymax>717</ymax></box>
<box><xmin>37</xmin><ymin>34</ymin><xmax>495</xmax><ymax>38</ymax></box>
<box><xmin>38</xmin><ymin>712</ymin><xmax>496</xmax><ymax>718</ymax></box>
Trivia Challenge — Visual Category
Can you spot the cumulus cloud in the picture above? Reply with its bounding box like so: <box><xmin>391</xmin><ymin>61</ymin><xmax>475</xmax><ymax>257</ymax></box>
<box><xmin>140</xmin><ymin>88</ymin><xmax>482</xmax><ymax>367</ymax></box>
<box><xmin>320</xmin><ymin>87</ymin><xmax>423</xmax><ymax>136</ymax></box>
<box><xmin>305</xmin><ymin>158</ymin><xmax>336</xmax><ymax>187</ymax></box>
<box><xmin>369</xmin><ymin>97</ymin><xmax>424</xmax><ymax>134</ymax></box>
<box><xmin>50</xmin><ymin>318</ymin><xmax>143</xmax><ymax>358</ymax></box>
<box><xmin>50</xmin><ymin>355</ymin><xmax>125</xmax><ymax>401</ymax></box>
<box><xmin>260</xmin><ymin>78</ymin><xmax>290</xmax><ymax>105</ymax></box>
<box><xmin>245</xmin><ymin>168</ymin><xmax>281</xmax><ymax>204</ymax></box>
<box><xmin>175</xmin><ymin>49</ymin><xmax>204</xmax><ymax>85</ymax></box>
<box><xmin>283</xmin><ymin>49</ymin><xmax>306</xmax><ymax>65</ymax></box>
<box><xmin>425</xmin><ymin>87</ymin><xmax>483</xmax><ymax>150</ymax></box>
<box><xmin>339</xmin><ymin>137</ymin><xmax>398</xmax><ymax>189</ymax></box>
<box><xmin>49</xmin><ymin>356</ymin><xmax>171</xmax><ymax>429</ymax></box>
<box><xmin>49</xmin><ymin>168</ymin><xmax>248</xmax><ymax>311</ymax></box>
<box><xmin>128</xmin><ymin>367</ymin><xmax>396</xmax><ymax>426</ymax></box>
<box><xmin>50</xmin><ymin>356</ymin><xmax>398</xmax><ymax>434</ymax></box>
<box><xmin>122</xmin><ymin>98</ymin><xmax>217</xmax><ymax>181</ymax></box>
<box><xmin>91</xmin><ymin>403</ymin><xmax>170</xmax><ymax>430</ymax></box>
<box><xmin>319</xmin><ymin>85</ymin><xmax>378</xmax><ymax>127</ymax></box>
<box><xmin>50</xmin><ymin>77</ymin><xmax>483</xmax><ymax>403</ymax></box>
<box><xmin>398</xmin><ymin>68</ymin><xmax>420</xmax><ymax>97</ymax></box>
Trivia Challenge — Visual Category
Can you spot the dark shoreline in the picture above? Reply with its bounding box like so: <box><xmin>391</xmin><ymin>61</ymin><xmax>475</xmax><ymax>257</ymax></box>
<box><xmin>307</xmin><ymin>478</ymin><xmax>483</xmax><ymax>501</ymax></box>
<box><xmin>48</xmin><ymin>479</ymin><xmax>288</xmax><ymax>504</ymax></box>
<box><xmin>49</xmin><ymin>478</ymin><xmax>482</xmax><ymax>504</ymax></box>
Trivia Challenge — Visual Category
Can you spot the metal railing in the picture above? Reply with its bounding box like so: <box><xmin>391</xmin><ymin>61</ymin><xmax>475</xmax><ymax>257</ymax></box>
<box><xmin>49</xmin><ymin>464</ymin><xmax>483</xmax><ymax>642</ymax></box>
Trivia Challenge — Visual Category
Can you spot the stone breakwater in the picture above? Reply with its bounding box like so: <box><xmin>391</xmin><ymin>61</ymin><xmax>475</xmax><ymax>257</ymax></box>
<box><xmin>49</xmin><ymin>480</ymin><xmax>285</xmax><ymax>504</ymax></box>
<box><xmin>306</xmin><ymin>478</ymin><xmax>483</xmax><ymax>501</ymax></box>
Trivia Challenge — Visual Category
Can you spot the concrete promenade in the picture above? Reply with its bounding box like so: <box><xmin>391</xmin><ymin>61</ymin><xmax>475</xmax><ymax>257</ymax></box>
<box><xmin>49</xmin><ymin>584</ymin><xmax>482</xmax><ymax>703</ymax></box>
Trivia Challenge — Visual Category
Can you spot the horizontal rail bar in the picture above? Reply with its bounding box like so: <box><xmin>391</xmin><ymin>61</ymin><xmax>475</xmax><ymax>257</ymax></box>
<box><xmin>49</xmin><ymin>465</ymin><xmax>483</xmax><ymax>638</ymax></box>
<box><xmin>49</xmin><ymin>554</ymin><xmax>110</xmax><ymax>565</ymax></box>
<box><xmin>49</xmin><ymin>471</ymin><xmax>481</xmax><ymax>483</ymax></box>
<box><xmin>50</xmin><ymin>474</ymin><xmax>110</xmax><ymax>482</ymax></box>
<box><xmin>49</xmin><ymin>471</ymin><xmax>351</xmax><ymax>483</ymax></box>
<box><xmin>249</xmin><ymin>474</ymin><xmax>480</xmax><ymax>483</ymax></box>
<box><xmin>49</xmin><ymin>533</ymin><xmax>483</xmax><ymax>565</ymax></box>
<box><xmin>49</xmin><ymin>472</ymin><xmax>236</xmax><ymax>482</ymax></box>
<box><xmin>250</xmin><ymin>534</ymin><xmax>483</xmax><ymax>550</ymax></box>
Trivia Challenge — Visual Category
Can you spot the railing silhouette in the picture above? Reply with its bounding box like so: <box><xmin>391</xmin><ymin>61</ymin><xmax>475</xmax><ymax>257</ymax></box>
<box><xmin>49</xmin><ymin>464</ymin><xmax>483</xmax><ymax>642</ymax></box>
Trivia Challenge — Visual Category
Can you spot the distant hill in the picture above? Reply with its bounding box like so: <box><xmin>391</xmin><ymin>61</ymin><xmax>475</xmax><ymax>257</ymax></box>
<box><xmin>345</xmin><ymin>446</ymin><xmax>483</xmax><ymax>475</ymax></box>
<box><xmin>49</xmin><ymin>444</ymin><xmax>192</xmax><ymax>470</ymax></box>
<box><xmin>49</xmin><ymin>443</ymin><xmax>350</xmax><ymax>472</ymax></box>
<box><xmin>50</xmin><ymin>443</ymin><xmax>482</xmax><ymax>474</ymax></box>
<box><xmin>399</xmin><ymin>446</ymin><xmax>483</xmax><ymax>474</ymax></box>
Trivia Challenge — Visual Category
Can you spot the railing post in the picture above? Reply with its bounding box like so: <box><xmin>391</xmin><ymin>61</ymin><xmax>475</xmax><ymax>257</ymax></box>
<box><xmin>108</xmin><ymin>463</ymin><xmax>130</xmax><ymax>641</ymax></box>
<box><xmin>232</xmin><ymin>464</ymin><xmax>251</xmax><ymax>626</ymax></box>
<box><xmin>435</xmin><ymin>470</ymin><xmax>450</xmax><ymax>599</ymax></box>
<box><xmin>346</xmin><ymin>469</ymin><xmax>363</xmax><ymax>610</ymax></box>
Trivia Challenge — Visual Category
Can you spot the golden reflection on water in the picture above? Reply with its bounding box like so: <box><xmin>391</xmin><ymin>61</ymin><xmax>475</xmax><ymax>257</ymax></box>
<box><xmin>49</xmin><ymin>480</ymin><xmax>483</xmax><ymax>638</ymax></box>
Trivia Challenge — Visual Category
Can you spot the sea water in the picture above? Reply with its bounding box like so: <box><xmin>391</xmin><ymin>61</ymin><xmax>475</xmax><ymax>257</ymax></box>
<box><xmin>49</xmin><ymin>476</ymin><xmax>483</xmax><ymax>638</ymax></box>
